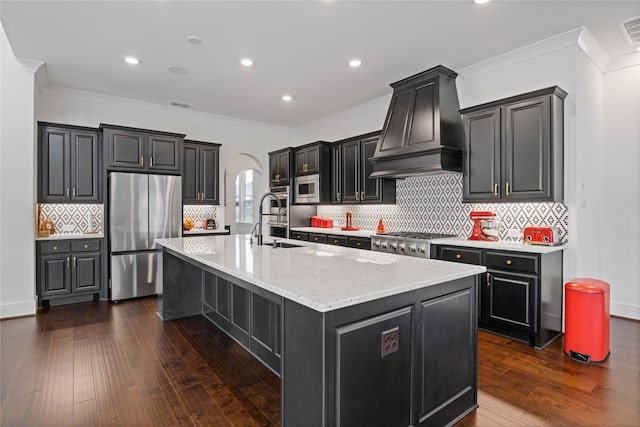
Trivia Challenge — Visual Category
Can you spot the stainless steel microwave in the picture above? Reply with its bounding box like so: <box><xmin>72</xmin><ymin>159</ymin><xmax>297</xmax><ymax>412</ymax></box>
<box><xmin>294</xmin><ymin>174</ymin><xmax>320</xmax><ymax>204</ymax></box>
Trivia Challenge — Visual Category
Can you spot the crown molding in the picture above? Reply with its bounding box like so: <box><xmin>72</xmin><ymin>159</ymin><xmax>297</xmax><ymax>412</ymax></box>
<box><xmin>457</xmin><ymin>27</ymin><xmax>612</xmax><ymax>80</ymax></box>
<box><xmin>606</xmin><ymin>52</ymin><xmax>640</xmax><ymax>72</ymax></box>
<box><xmin>15</xmin><ymin>57</ymin><xmax>43</xmax><ymax>74</ymax></box>
<box><xmin>40</xmin><ymin>85</ymin><xmax>294</xmax><ymax>135</ymax></box>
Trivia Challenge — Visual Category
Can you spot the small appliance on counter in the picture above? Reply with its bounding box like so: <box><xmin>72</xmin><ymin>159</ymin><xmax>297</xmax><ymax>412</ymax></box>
<box><xmin>468</xmin><ymin>211</ymin><xmax>498</xmax><ymax>241</ymax></box>
<box><xmin>203</xmin><ymin>219</ymin><xmax>217</xmax><ymax>230</ymax></box>
<box><xmin>341</xmin><ymin>211</ymin><xmax>359</xmax><ymax>231</ymax></box>
<box><xmin>311</xmin><ymin>216</ymin><xmax>333</xmax><ymax>228</ymax></box>
<box><xmin>376</xmin><ymin>219</ymin><xmax>386</xmax><ymax>233</ymax></box>
<box><xmin>523</xmin><ymin>226</ymin><xmax>562</xmax><ymax>245</ymax></box>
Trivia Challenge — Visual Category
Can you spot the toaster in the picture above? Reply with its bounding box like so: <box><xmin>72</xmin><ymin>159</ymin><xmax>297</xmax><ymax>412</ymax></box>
<box><xmin>523</xmin><ymin>226</ymin><xmax>561</xmax><ymax>245</ymax></box>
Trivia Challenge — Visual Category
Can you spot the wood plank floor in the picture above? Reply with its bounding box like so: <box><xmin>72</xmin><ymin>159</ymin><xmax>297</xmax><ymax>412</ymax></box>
<box><xmin>1</xmin><ymin>297</ymin><xmax>638</xmax><ymax>426</ymax></box>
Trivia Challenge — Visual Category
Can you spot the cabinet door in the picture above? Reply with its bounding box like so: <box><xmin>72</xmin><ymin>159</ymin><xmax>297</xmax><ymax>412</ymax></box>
<box><xmin>360</xmin><ymin>137</ymin><xmax>382</xmax><ymax>202</ymax></box>
<box><xmin>305</xmin><ymin>146</ymin><xmax>319</xmax><ymax>174</ymax></box>
<box><xmin>341</xmin><ymin>140</ymin><xmax>359</xmax><ymax>203</ymax></box>
<box><xmin>39</xmin><ymin>254</ymin><xmax>71</xmax><ymax>297</ymax></box>
<box><xmin>308</xmin><ymin>233</ymin><xmax>328</xmax><ymax>244</ymax></box>
<box><xmin>463</xmin><ymin>108</ymin><xmax>501</xmax><ymax>202</ymax></box>
<box><xmin>147</xmin><ymin>134</ymin><xmax>181</xmax><ymax>172</ymax></box>
<box><xmin>230</xmin><ymin>285</ymin><xmax>250</xmax><ymax>346</ymax></box>
<box><xmin>70</xmin><ymin>131</ymin><xmax>100</xmax><ymax>202</ymax></box>
<box><xmin>485</xmin><ymin>270</ymin><xmax>537</xmax><ymax>332</ymax></box>
<box><xmin>504</xmin><ymin>96</ymin><xmax>551</xmax><ymax>201</ymax></box>
<box><xmin>182</xmin><ymin>143</ymin><xmax>199</xmax><ymax>203</ymax></box>
<box><xmin>107</xmin><ymin>128</ymin><xmax>145</xmax><ymax>170</ymax></box>
<box><xmin>269</xmin><ymin>154</ymin><xmax>280</xmax><ymax>185</ymax></box>
<box><xmin>294</xmin><ymin>149</ymin><xmax>307</xmax><ymax>176</ymax></box>
<box><xmin>250</xmin><ymin>293</ymin><xmax>281</xmax><ymax>373</ymax></box>
<box><xmin>277</xmin><ymin>152</ymin><xmax>290</xmax><ymax>184</ymax></box>
<box><xmin>200</xmin><ymin>145</ymin><xmax>219</xmax><ymax>204</ymax></box>
<box><xmin>72</xmin><ymin>252</ymin><xmax>101</xmax><ymax>292</ymax></box>
<box><xmin>39</xmin><ymin>127</ymin><xmax>71</xmax><ymax>202</ymax></box>
<box><xmin>330</xmin><ymin>144</ymin><xmax>342</xmax><ymax>203</ymax></box>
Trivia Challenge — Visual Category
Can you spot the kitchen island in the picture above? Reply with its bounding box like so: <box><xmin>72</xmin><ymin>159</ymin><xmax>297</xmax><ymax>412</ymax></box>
<box><xmin>155</xmin><ymin>235</ymin><xmax>485</xmax><ymax>427</ymax></box>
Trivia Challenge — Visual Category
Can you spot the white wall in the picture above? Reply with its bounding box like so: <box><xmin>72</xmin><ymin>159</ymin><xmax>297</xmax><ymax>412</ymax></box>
<box><xmin>0</xmin><ymin>24</ymin><xmax>38</xmax><ymax>318</ymax></box>
<box><xmin>602</xmin><ymin>64</ymin><xmax>640</xmax><ymax>319</ymax></box>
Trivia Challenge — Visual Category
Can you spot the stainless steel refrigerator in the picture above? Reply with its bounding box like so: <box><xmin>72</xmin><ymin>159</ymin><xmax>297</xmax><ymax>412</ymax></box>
<box><xmin>109</xmin><ymin>172</ymin><xmax>182</xmax><ymax>301</ymax></box>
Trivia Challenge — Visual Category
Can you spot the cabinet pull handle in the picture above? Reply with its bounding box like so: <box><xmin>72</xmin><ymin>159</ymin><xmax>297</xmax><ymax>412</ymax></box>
<box><xmin>361</xmin><ymin>191</ymin><xmax>365</xmax><ymax>201</ymax></box>
<box><xmin>333</xmin><ymin>240</ymin><xmax>339</xmax><ymax>244</ymax></box>
<box><xmin>150</xmin><ymin>157</ymin><xmax>153</xmax><ymax>167</ymax></box>
<box><xmin>72</xmin><ymin>188</ymin><xmax>76</xmax><ymax>197</ymax></box>
<box><xmin>140</xmin><ymin>156</ymin><xmax>144</xmax><ymax>167</ymax></box>
<box><xmin>494</xmin><ymin>183</ymin><xmax>498</xmax><ymax>197</ymax></box>
<box><xmin>355</xmin><ymin>192</ymin><xmax>359</xmax><ymax>201</ymax></box>
<box><xmin>275</xmin><ymin>174</ymin><xmax>280</xmax><ymax>181</ymax></box>
<box><xmin>66</xmin><ymin>188</ymin><xmax>70</xmax><ymax>197</ymax></box>
<box><xmin>53</xmin><ymin>246</ymin><xmax>58</xmax><ymax>250</ymax></box>
<box><xmin>73</xmin><ymin>257</ymin><xmax>76</xmax><ymax>268</ymax></box>
<box><xmin>506</xmin><ymin>181</ymin><xmax>510</xmax><ymax>196</ymax></box>
<box><xmin>456</xmin><ymin>254</ymin><xmax>462</xmax><ymax>259</ymax></box>
<box><xmin>67</xmin><ymin>256</ymin><xmax>70</xmax><ymax>268</ymax></box>
<box><xmin>486</xmin><ymin>272</ymin><xmax>491</xmax><ymax>287</ymax></box>
<box><xmin>506</xmin><ymin>259</ymin><xmax>512</xmax><ymax>265</ymax></box>
<box><xmin>84</xmin><ymin>244</ymin><xmax>88</xmax><ymax>249</ymax></box>
<box><xmin>356</xmin><ymin>242</ymin><xmax>361</xmax><ymax>246</ymax></box>
<box><xmin>197</xmin><ymin>192</ymin><xmax>200</xmax><ymax>201</ymax></box>
<box><xmin>337</xmin><ymin>192</ymin><xmax>341</xmax><ymax>201</ymax></box>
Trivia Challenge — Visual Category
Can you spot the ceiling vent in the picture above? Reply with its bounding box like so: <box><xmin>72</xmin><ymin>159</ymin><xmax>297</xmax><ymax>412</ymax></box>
<box><xmin>170</xmin><ymin>101</ymin><xmax>192</xmax><ymax>108</ymax></box>
<box><xmin>618</xmin><ymin>15</ymin><xmax>640</xmax><ymax>45</ymax></box>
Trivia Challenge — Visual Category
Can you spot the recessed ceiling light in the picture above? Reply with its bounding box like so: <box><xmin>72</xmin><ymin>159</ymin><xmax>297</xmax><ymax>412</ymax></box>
<box><xmin>168</xmin><ymin>66</ymin><xmax>189</xmax><ymax>75</ymax></box>
<box><xmin>282</xmin><ymin>95</ymin><xmax>292</xmax><ymax>102</ymax></box>
<box><xmin>474</xmin><ymin>0</ymin><xmax>491</xmax><ymax>4</ymax></box>
<box><xmin>125</xmin><ymin>56</ymin><xmax>139</xmax><ymax>65</ymax></box>
<box><xmin>349</xmin><ymin>59</ymin><xmax>362</xmax><ymax>68</ymax></box>
<box><xmin>240</xmin><ymin>58</ymin><xmax>254</xmax><ymax>67</ymax></box>
<box><xmin>187</xmin><ymin>35</ymin><xmax>202</xmax><ymax>45</ymax></box>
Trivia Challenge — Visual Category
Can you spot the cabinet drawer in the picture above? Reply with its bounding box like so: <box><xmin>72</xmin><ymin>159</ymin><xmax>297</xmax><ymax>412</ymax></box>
<box><xmin>486</xmin><ymin>251</ymin><xmax>538</xmax><ymax>274</ymax></box>
<box><xmin>308</xmin><ymin>233</ymin><xmax>328</xmax><ymax>244</ymax></box>
<box><xmin>348</xmin><ymin>237</ymin><xmax>371</xmax><ymax>250</ymax></box>
<box><xmin>39</xmin><ymin>241</ymin><xmax>71</xmax><ymax>254</ymax></box>
<box><xmin>327</xmin><ymin>235</ymin><xmax>348</xmax><ymax>247</ymax></box>
<box><xmin>291</xmin><ymin>231</ymin><xmax>309</xmax><ymax>241</ymax></box>
<box><xmin>71</xmin><ymin>239</ymin><xmax>102</xmax><ymax>253</ymax></box>
<box><xmin>439</xmin><ymin>247</ymin><xmax>482</xmax><ymax>265</ymax></box>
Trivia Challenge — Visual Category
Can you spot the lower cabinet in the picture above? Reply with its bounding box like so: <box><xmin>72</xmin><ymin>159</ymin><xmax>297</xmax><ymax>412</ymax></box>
<box><xmin>290</xmin><ymin>231</ymin><xmax>371</xmax><ymax>250</ymax></box>
<box><xmin>37</xmin><ymin>239</ymin><xmax>102</xmax><ymax>306</ymax></box>
<box><xmin>432</xmin><ymin>244</ymin><xmax>563</xmax><ymax>348</ymax></box>
<box><xmin>203</xmin><ymin>271</ymin><xmax>282</xmax><ymax>373</ymax></box>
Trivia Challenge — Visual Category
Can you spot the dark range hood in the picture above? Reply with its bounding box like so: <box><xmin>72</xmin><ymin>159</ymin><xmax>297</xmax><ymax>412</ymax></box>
<box><xmin>370</xmin><ymin>65</ymin><xmax>464</xmax><ymax>178</ymax></box>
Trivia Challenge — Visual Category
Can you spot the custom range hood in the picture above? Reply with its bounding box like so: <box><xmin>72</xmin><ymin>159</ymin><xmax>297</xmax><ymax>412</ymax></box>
<box><xmin>370</xmin><ymin>65</ymin><xmax>464</xmax><ymax>178</ymax></box>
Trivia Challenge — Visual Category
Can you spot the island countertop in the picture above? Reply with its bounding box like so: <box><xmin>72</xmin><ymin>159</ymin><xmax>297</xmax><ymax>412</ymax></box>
<box><xmin>155</xmin><ymin>234</ymin><xmax>485</xmax><ymax>313</ymax></box>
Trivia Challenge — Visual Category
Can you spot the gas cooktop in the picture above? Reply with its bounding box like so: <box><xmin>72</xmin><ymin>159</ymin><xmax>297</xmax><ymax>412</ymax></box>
<box><xmin>377</xmin><ymin>232</ymin><xmax>456</xmax><ymax>240</ymax></box>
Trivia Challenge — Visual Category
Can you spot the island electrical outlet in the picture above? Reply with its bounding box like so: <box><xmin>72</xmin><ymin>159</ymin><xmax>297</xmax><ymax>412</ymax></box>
<box><xmin>381</xmin><ymin>327</ymin><xmax>400</xmax><ymax>358</ymax></box>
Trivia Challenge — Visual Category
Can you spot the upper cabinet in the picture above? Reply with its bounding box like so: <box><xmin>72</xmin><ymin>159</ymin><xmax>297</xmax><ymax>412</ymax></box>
<box><xmin>38</xmin><ymin>123</ymin><xmax>101</xmax><ymax>203</ymax></box>
<box><xmin>102</xmin><ymin>124</ymin><xmax>184</xmax><ymax>174</ymax></box>
<box><xmin>461</xmin><ymin>86</ymin><xmax>567</xmax><ymax>203</ymax></box>
<box><xmin>337</xmin><ymin>132</ymin><xmax>396</xmax><ymax>204</ymax></box>
<box><xmin>269</xmin><ymin>148</ymin><xmax>293</xmax><ymax>186</ymax></box>
<box><xmin>370</xmin><ymin>66</ymin><xmax>465</xmax><ymax>178</ymax></box>
<box><xmin>294</xmin><ymin>142</ymin><xmax>329</xmax><ymax>176</ymax></box>
<box><xmin>183</xmin><ymin>140</ymin><xmax>221</xmax><ymax>205</ymax></box>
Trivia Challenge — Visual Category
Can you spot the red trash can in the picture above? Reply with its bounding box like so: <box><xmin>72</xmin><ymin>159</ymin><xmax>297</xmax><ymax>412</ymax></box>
<box><xmin>564</xmin><ymin>278</ymin><xmax>610</xmax><ymax>363</ymax></box>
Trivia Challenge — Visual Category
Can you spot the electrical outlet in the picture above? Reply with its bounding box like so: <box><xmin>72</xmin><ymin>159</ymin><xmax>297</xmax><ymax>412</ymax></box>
<box><xmin>381</xmin><ymin>327</ymin><xmax>400</xmax><ymax>358</ymax></box>
<box><xmin>62</xmin><ymin>224</ymin><xmax>74</xmax><ymax>232</ymax></box>
<box><xmin>506</xmin><ymin>228</ymin><xmax>521</xmax><ymax>238</ymax></box>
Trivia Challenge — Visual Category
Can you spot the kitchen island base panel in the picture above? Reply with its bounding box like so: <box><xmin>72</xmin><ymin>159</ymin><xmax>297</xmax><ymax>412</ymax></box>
<box><xmin>159</xmin><ymin>247</ymin><xmax>478</xmax><ymax>427</ymax></box>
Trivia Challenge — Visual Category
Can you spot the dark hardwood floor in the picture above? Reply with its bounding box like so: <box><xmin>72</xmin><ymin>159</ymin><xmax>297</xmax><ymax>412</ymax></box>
<box><xmin>1</xmin><ymin>297</ymin><xmax>638</xmax><ymax>426</ymax></box>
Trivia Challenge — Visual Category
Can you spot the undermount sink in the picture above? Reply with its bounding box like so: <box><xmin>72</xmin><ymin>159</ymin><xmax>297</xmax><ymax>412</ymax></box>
<box><xmin>265</xmin><ymin>241</ymin><xmax>303</xmax><ymax>249</ymax></box>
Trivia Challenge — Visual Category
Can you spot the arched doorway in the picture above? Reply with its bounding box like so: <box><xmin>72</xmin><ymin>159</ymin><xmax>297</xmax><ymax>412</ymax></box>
<box><xmin>224</xmin><ymin>154</ymin><xmax>266</xmax><ymax>235</ymax></box>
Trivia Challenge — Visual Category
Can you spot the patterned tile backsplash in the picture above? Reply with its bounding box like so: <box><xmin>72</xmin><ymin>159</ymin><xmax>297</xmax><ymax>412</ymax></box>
<box><xmin>318</xmin><ymin>173</ymin><xmax>568</xmax><ymax>242</ymax></box>
<box><xmin>183</xmin><ymin>205</ymin><xmax>219</xmax><ymax>228</ymax></box>
<box><xmin>39</xmin><ymin>204</ymin><xmax>103</xmax><ymax>234</ymax></box>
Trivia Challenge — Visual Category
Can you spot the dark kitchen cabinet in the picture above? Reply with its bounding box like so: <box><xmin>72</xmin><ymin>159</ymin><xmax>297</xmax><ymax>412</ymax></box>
<box><xmin>203</xmin><ymin>271</ymin><xmax>282</xmax><ymax>373</ymax></box>
<box><xmin>290</xmin><ymin>230</ymin><xmax>371</xmax><ymax>250</ymax></box>
<box><xmin>294</xmin><ymin>142</ymin><xmax>329</xmax><ymax>176</ymax></box>
<box><xmin>339</xmin><ymin>132</ymin><xmax>396</xmax><ymax>204</ymax></box>
<box><xmin>290</xmin><ymin>231</ymin><xmax>309</xmax><ymax>241</ymax></box>
<box><xmin>330</xmin><ymin>144</ymin><xmax>342</xmax><ymax>204</ymax></box>
<box><xmin>38</xmin><ymin>123</ymin><xmax>101</xmax><ymax>203</ymax></box>
<box><xmin>37</xmin><ymin>239</ymin><xmax>102</xmax><ymax>306</ymax></box>
<box><xmin>269</xmin><ymin>148</ymin><xmax>293</xmax><ymax>186</ymax></box>
<box><xmin>432</xmin><ymin>244</ymin><xmax>563</xmax><ymax>349</ymax></box>
<box><xmin>183</xmin><ymin>140</ymin><xmax>221</xmax><ymax>204</ymax></box>
<box><xmin>462</xmin><ymin>86</ymin><xmax>567</xmax><ymax>203</ymax></box>
<box><xmin>102</xmin><ymin>124</ymin><xmax>184</xmax><ymax>173</ymax></box>
<box><xmin>308</xmin><ymin>232</ymin><xmax>328</xmax><ymax>244</ymax></box>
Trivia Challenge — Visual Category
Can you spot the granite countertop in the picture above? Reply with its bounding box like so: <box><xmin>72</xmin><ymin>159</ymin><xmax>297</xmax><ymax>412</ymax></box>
<box><xmin>290</xmin><ymin>227</ymin><xmax>377</xmax><ymax>238</ymax></box>
<box><xmin>36</xmin><ymin>232</ymin><xmax>104</xmax><ymax>241</ymax></box>
<box><xmin>183</xmin><ymin>228</ymin><xmax>230</xmax><ymax>235</ymax></box>
<box><xmin>155</xmin><ymin>234</ymin><xmax>485</xmax><ymax>313</ymax></box>
<box><xmin>429</xmin><ymin>237</ymin><xmax>567</xmax><ymax>253</ymax></box>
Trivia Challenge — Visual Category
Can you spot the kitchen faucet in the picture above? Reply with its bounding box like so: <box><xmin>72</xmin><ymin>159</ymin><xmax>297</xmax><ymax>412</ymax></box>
<box><xmin>252</xmin><ymin>192</ymin><xmax>282</xmax><ymax>246</ymax></box>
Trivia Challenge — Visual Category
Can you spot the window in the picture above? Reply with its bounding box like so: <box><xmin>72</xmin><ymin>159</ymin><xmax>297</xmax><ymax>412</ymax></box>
<box><xmin>235</xmin><ymin>169</ymin><xmax>254</xmax><ymax>224</ymax></box>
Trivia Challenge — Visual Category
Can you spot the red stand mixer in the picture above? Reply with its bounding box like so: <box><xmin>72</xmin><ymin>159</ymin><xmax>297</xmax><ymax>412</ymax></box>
<box><xmin>468</xmin><ymin>211</ymin><xmax>499</xmax><ymax>241</ymax></box>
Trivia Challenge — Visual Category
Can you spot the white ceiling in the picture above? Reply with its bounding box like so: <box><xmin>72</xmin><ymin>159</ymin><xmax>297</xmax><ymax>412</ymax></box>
<box><xmin>2</xmin><ymin>1</ymin><xmax>639</xmax><ymax>128</ymax></box>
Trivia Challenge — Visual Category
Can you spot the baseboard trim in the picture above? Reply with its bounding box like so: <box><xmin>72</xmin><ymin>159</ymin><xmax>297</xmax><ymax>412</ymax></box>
<box><xmin>612</xmin><ymin>301</ymin><xmax>640</xmax><ymax>321</ymax></box>
<box><xmin>0</xmin><ymin>299</ymin><xmax>37</xmax><ymax>319</ymax></box>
